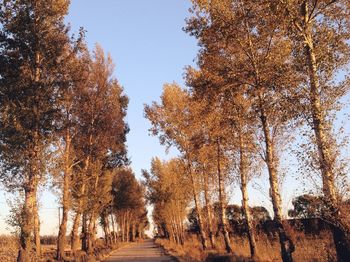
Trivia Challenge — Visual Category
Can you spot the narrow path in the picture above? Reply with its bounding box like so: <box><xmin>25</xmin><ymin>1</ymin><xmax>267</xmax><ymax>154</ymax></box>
<box><xmin>104</xmin><ymin>239</ymin><xmax>175</xmax><ymax>262</ymax></box>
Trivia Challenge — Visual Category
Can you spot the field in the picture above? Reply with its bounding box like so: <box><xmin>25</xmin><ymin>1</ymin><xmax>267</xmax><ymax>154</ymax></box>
<box><xmin>0</xmin><ymin>235</ymin><xmax>124</xmax><ymax>262</ymax></box>
<box><xmin>0</xmin><ymin>235</ymin><xmax>18</xmax><ymax>262</ymax></box>
<box><xmin>156</xmin><ymin>229</ymin><xmax>336</xmax><ymax>262</ymax></box>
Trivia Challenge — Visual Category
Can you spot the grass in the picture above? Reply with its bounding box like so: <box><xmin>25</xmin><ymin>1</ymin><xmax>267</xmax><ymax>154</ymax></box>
<box><xmin>156</xmin><ymin>229</ymin><xmax>336</xmax><ymax>262</ymax></box>
<box><xmin>0</xmin><ymin>235</ymin><xmax>18</xmax><ymax>262</ymax></box>
<box><xmin>0</xmin><ymin>235</ymin><xmax>127</xmax><ymax>262</ymax></box>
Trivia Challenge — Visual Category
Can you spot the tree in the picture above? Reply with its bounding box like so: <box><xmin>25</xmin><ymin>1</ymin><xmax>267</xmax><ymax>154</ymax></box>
<box><xmin>62</xmin><ymin>45</ymin><xmax>129</xmax><ymax>255</ymax></box>
<box><xmin>146</xmin><ymin>82</ymin><xmax>237</xmax><ymax>252</ymax></box>
<box><xmin>185</xmin><ymin>0</ymin><xmax>303</xmax><ymax>260</ymax></box>
<box><xmin>288</xmin><ymin>194</ymin><xmax>325</xmax><ymax>219</ymax></box>
<box><xmin>74</xmin><ymin>45</ymin><xmax>128</xmax><ymax>253</ymax></box>
<box><xmin>112</xmin><ymin>168</ymin><xmax>147</xmax><ymax>243</ymax></box>
<box><xmin>143</xmin><ymin>158</ymin><xmax>190</xmax><ymax>245</ymax></box>
<box><xmin>145</xmin><ymin>84</ymin><xmax>209</xmax><ymax>249</ymax></box>
<box><xmin>251</xmin><ymin>206</ymin><xmax>271</xmax><ymax>224</ymax></box>
<box><xmin>193</xmin><ymin>145</ymin><xmax>218</xmax><ymax>248</ymax></box>
<box><xmin>187</xmin><ymin>68</ymin><xmax>260</xmax><ymax>256</ymax></box>
<box><xmin>0</xmin><ymin>1</ymin><xmax>74</xmax><ymax>260</ymax></box>
<box><xmin>276</xmin><ymin>1</ymin><xmax>350</xmax><ymax>260</ymax></box>
<box><xmin>54</xmin><ymin>32</ymin><xmax>86</xmax><ymax>262</ymax></box>
<box><xmin>188</xmin><ymin>95</ymin><xmax>235</xmax><ymax>253</ymax></box>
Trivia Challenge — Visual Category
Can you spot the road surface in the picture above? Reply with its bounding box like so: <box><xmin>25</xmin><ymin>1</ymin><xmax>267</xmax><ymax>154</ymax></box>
<box><xmin>103</xmin><ymin>239</ymin><xmax>175</xmax><ymax>262</ymax></box>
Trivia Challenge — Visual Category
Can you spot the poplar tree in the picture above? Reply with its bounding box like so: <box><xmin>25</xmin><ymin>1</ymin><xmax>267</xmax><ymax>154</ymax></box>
<box><xmin>192</xmin><ymin>98</ymin><xmax>234</xmax><ymax>253</ymax></box>
<box><xmin>191</xmin><ymin>141</ymin><xmax>217</xmax><ymax>248</ymax></box>
<box><xmin>187</xmin><ymin>68</ymin><xmax>259</xmax><ymax>257</ymax></box>
<box><xmin>112</xmin><ymin>168</ymin><xmax>147</xmax><ymax>243</ymax></box>
<box><xmin>143</xmin><ymin>158</ymin><xmax>190</xmax><ymax>245</ymax></box>
<box><xmin>55</xmin><ymin>34</ymin><xmax>86</xmax><ymax>262</ymax></box>
<box><xmin>0</xmin><ymin>1</ymin><xmax>73</xmax><ymax>261</ymax></box>
<box><xmin>145</xmin><ymin>84</ymin><xmax>209</xmax><ymax>250</ymax></box>
<box><xmin>71</xmin><ymin>45</ymin><xmax>128</xmax><ymax>254</ymax></box>
<box><xmin>276</xmin><ymin>1</ymin><xmax>350</xmax><ymax>260</ymax></box>
<box><xmin>186</xmin><ymin>1</ymin><xmax>302</xmax><ymax>260</ymax></box>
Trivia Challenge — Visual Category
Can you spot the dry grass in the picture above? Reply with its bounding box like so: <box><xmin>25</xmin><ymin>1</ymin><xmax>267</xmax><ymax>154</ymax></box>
<box><xmin>156</xmin><ymin>235</ymin><xmax>208</xmax><ymax>261</ymax></box>
<box><xmin>156</xmin><ymin>229</ymin><xmax>336</xmax><ymax>262</ymax></box>
<box><xmin>229</xmin><ymin>230</ymin><xmax>335</xmax><ymax>262</ymax></box>
<box><xmin>0</xmin><ymin>235</ymin><xmax>19</xmax><ymax>262</ymax></box>
<box><xmin>0</xmin><ymin>235</ymin><xmax>127</xmax><ymax>262</ymax></box>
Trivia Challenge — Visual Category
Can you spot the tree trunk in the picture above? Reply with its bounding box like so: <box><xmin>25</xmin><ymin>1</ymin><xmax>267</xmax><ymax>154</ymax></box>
<box><xmin>203</xmin><ymin>171</ymin><xmax>216</xmax><ymax>249</ymax></box>
<box><xmin>180</xmin><ymin>219</ymin><xmax>185</xmax><ymax>245</ymax></box>
<box><xmin>131</xmin><ymin>223</ymin><xmax>136</xmax><ymax>242</ymax></box>
<box><xmin>103</xmin><ymin>225</ymin><xmax>109</xmax><ymax>246</ymax></box>
<box><xmin>137</xmin><ymin>224</ymin><xmax>141</xmax><ymax>240</ymax></box>
<box><xmin>140</xmin><ymin>226</ymin><xmax>144</xmax><ymax>239</ymax></box>
<box><xmin>81</xmin><ymin>212</ymin><xmax>88</xmax><ymax>252</ymax></box>
<box><xmin>57</xmin><ymin>130</ymin><xmax>72</xmax><ymax>260</ymax></box>
<box><xmin>111</xmin><ymin>212</ymin><xmax>117</xmax><ymax>243</ymax></box>
<box><xmin>71</xmin><ymin>211</ymin><xmax>81</xmax><ymax>256</ymax></box>
<box><xmin>121</xmin><ymin>214</ymin><xmax>125</xmax><ymax>242</ymax></box>
<box><xmin>169</xmin><ymin>223</ymin><xmax>174</xmax><ymax>243</ymax></box>
<box><xmin>106</xmin><ymin>216</ymin><xmax>113</xmax><ymax>245</ymax></box>
<box><xmin>86</xmin><ymin>214</ymin><xmax>96</xmax><ymax>253</ymax></box>
<box><xmin>79</xmin><ymin>157</ymin><xmax>90</xmax><ymax>253</ymax></box>
<box><xmin>331</xmin><ymin>224</ymin><xmax>350</xmax><ymax>262</ymax></box>
<box><xmin>126</xmin><ymin>212</ymin><xmax>130</xmax><ymax>242</ymax></box>
<box><xmin>18</xmin><ymin>125</ymin><xmax>41</xmax><ymax>262</ymax></box>
<box><xmin>33</xmin><ymin>192</ymin><xmax>41</xmax><ymax>258</ymax></box>
<box><xmin>174</xmin><ymin>222</ymin><xmax>180</xmax><ymax>244</ymax></box>
<box><xmin>57</xmin><ymin>205</ymin><xmax>68</xmax><ymax>260</ymax></box>
<box><xmin>188</xmin><ymin>165</ymin><xmax>208</xmax><ymax>250</ymax></box>
<box><xmin>101</xmin><ymin>213</ymin><xmax>109</xmax><ymax>245</ymax></box>
<box><xmin>301</xmin><ymin>3</ymin><xmax>350</xmax><ymax>260</ymax></box>
<box><xmin>260</xmin><ymin>107</ymin><xmax>294</xmax><ymax>262</ymax></box>
<box><xmin>238</xmin><ymin>131</ymin><xmax>257</xmax><ymax>258</ymax></box>
<box><xmin>176</xmin><ymin>210</ymin><xmax>185</xmax><ymax>245</ymax></box>
<box><xmin>172</xmin><ymin>213</ymin><xmax>182</xmax><ymax>245</ymax></box>
<box><xmin>216</xmin><ymin>138</ymin><xmax>233</xmax><ymax>254</ymax></box>
<box><xmin>17</xmin><ymin>185</ymin><xmax>36</xmax><ymax>262</ymax></box>
<box><xmin>103</xmin><ymin>217</ymin><xmax>107</xmax><ymax>245</ymax></box>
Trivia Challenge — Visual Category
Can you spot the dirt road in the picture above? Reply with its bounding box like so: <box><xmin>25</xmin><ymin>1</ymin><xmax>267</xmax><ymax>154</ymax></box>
<box><xmin>103</xmin><ymin>239</ymin><xmax>175</xmax><ymax>262</ymax></box>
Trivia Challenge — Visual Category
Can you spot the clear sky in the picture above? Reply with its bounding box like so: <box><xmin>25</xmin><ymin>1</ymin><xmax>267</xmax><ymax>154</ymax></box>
<box><xmin>0</xmin><ymin>0</ymin><xmax>349</xmax><ymax>235</ymax></box>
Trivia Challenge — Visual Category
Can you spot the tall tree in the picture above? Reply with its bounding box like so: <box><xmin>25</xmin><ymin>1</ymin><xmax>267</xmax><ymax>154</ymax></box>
<box><xmin>112</xmin><ymin>168</ymin><xmax>147</xmax><ymax>243</ymax></box>
<box><xmin>276</xmin><ymin>1</ymin><xmax>350</xmax><ymax>260</ymax></box>
<box><xmin>186</xmin><ymin>1</ymin><xmax>303</xmax><ymax>260</ymax></box>
<box><xmin>72</xmin><ymin>45</ymin><xmax>128</xmax><ymax>253</ymax></box>
<box><xmin>143</xmin><ymin>158</ymin><xmax>190</xmax><ymax>245</ymax></box>
<box><xmin>54</xmin><ymin>33</ymin><xmax>86</xmax><ymax>261</ymax></box>
<box><xmin>0</xmin><ymin>1</ymin><xmax>74</xmax><ymax>261</ymax></box>
<box><xmin>187</xmin><ymin>69</ymin><xmax>259</xmax><ymax>256</ymax></box>
<box><xmin>145</xmin><ymin>84</ymin><xmax>209</xmax><ymax>250</ymax></box>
